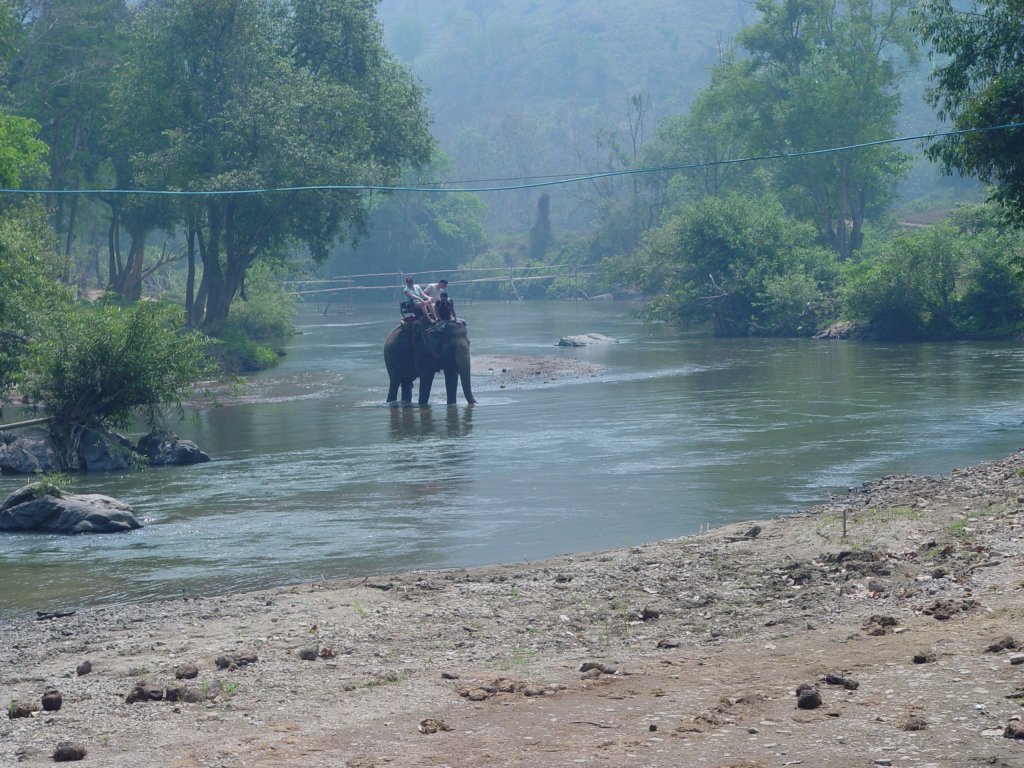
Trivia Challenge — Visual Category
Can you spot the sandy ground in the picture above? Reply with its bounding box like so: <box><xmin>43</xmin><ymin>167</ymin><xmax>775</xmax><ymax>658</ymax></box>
<box><xmin>4</xmin><ymin>355</ymin><xmax>1024</xmax><ymax>767</ymax></box>
<box><xmin>472</xmin><ymin>354</ymin><xmax>604</xmax><ymax>391</ymax></box>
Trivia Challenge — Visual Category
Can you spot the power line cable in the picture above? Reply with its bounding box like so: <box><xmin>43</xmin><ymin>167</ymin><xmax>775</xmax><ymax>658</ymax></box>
<box><xmin>1</xmin><ymin>122</ymin><xmax>1020</xmax><ymax>198</ymax></box>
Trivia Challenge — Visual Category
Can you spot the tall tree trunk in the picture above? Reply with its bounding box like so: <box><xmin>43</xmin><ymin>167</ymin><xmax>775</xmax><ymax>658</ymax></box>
<box><xmin>185</xmin><ymin>221</ymin><xmax>197</xmax><ymax>325</ymax></box>
<box><xmin>89</xmin><ymin>219</ymin><xmax>102</xmax><ymax>289</ymax></box>
<box><xmin>850</xmin><ymin>188</ymin><xmax>866</xmax><ymax>253</ymax></box>
<box><xmin>63</xmin><ymin>194</ymin><xmax>78</xmax><ymax>283</ymax></box>
<box><xmin>836</xmin><ymin>183</ymin><xmax>849</xmax><ymax>261</ymax></box>
<box><xmin>120</xmin><ymin>226</ymin><xmax>147</xmax><ymax>302</ymax></box>
<box><xmin>200</xmin><ymin>200</ymin><xmax>226</xmax><ymax>334</ymax></box>
<box><xmin>107</xmin><ymin>206</ymin><xmax>119</xmax><ymax>291</ymax></box>
<box><xmin>191</xmin><ymin>223</ymin><xmax>210</xmax><ymax>328</ymax></box>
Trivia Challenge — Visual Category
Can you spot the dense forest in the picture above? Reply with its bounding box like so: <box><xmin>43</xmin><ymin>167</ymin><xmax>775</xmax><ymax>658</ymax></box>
<box><xmin>1</xmin><ymin>0</ymin><xmax>1024</xmax><ymax>458</ymax></box>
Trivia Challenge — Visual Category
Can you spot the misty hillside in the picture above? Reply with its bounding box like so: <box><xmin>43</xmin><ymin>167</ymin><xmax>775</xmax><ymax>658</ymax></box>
<box><xmin>376</xmin><ymin>0</ymin><xmax>972</xmax><ymax>234</ymax></box>
<box><xmin>377</xmin><ymin>0</ymin><xmax>751</xmax><ymax>231</ymax></box>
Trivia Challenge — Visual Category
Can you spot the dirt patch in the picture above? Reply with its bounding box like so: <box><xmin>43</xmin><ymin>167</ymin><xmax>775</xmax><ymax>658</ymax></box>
<box><xmin>474</xmin><ymin>354</ymin><xmax>604</xmax><ymax>390</ymax></box>
<box><xmin>5</xmin><ymin>453</ymin><xmax>1024</xmax><ymax>766</ymax></box>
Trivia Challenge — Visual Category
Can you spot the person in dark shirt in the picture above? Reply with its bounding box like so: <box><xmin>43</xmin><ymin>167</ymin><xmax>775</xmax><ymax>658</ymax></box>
<box><xmin>435</xmin><ymin>290</ymin><xmax>457</xmax><ymax>323</ymax></box>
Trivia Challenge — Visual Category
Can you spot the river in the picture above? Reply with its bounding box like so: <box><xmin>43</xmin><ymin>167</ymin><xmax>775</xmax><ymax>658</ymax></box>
<box><xmin>2</xmin><ymin>300</ymin><xmax>1023</xmax><ymax>617</ymax></box>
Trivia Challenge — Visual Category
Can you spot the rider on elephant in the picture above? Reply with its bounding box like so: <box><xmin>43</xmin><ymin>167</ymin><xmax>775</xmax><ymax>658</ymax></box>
<box><xmin>435</xmin><ymin>291</ymin><xmax>457</xmax><ymax>325</ymax></box>
<box><xmin>402</xmin><ymin>276</ymin><xmax>439</xmax><ymax>323</ymax></box>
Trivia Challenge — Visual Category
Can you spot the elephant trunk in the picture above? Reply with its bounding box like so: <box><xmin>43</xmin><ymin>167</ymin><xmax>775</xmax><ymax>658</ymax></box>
<box><xmin>457</xmin><ymin>346</ymin><xmax>475</xmax><ymax>404</ymax></box>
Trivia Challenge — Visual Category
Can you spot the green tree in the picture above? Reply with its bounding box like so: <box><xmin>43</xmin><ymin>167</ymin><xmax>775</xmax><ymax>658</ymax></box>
<box><xmin>0</xmin><ymin>61</ymin><xmax>58</xmax><ymax>405</ymax></box>
<box><xmin>916</xmin><ymin>0</ymin><xmax>1024</xmax><ymax>222</ymax></box>
<box><xmin>528</xmin><ymin>192</ymin><xmax>553</xmax><ymax>261</ymax></box>
<box><xmin>0</xmin><ymin>201</ymin><xmax>69</xmax><ymax>407</ymax></box>
<box><xmin>839</xmin><ymin>203</ymin><xmax>1024</xmax><ymax>339</ymax></box>
<box><xmin>110</xmin><ymin>0</ymin><xmax>433</xmax><ymax>333</ymax></box>
<box><xmin>611</xmin><ymin>193</ymin><xmax>838</xmax><ymax>335</ymax></box>
<box><xmin>841</xmin><ymin>225</ymin><xmax>961</xmax><ymax>338</ymax></box>
<box><xmin>643</xmin><ymin>64</ymin><xmax>762</xmax><ymax>205</ymax></box>
<box><xmin>8</xmin><ymin>1</ymin><xmax>130</xmax><ymax>263</ymax></box>
<box><xmin>0</xmin><ymin>109</ymin><xmax>46</xmax><ymax>189</ymax></box>
<box><xmin>658</xmin><ymin>0</ymin><xmax>915</xmax><ymax>260</ymax></box>
<box><xmin>947</xmin><ymin>203</ymin><xmax>1024</xmax><ymax>333</ymax></box>
<box><xmin>22</xmin><ymin>301</ymin><xmax>211</xmax><ymax>465</ymax></box>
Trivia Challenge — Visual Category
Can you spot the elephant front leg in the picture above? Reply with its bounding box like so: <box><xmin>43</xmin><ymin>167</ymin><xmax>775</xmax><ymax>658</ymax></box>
<box><xmin>386</xmin><ymin>378</ymin><xmax>400</xmax><ymax>404</ymax></box>
<box><xmin>444</xmin><ymin>367</ymin><xmax>459</xmax><ymax>405</ymax></box>
<box><xmin>418</xmin><ymin>370</ymin><xmax>436</xmax><ymax>406</ymax></box>
<box><xmin>401</xmin><ymin>380</ymin><xmax>413</xmax><ymax>403</ymax></box>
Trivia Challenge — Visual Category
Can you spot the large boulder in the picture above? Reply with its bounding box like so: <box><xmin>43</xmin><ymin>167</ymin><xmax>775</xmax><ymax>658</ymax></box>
<box><xmin>136</xmin><ymin>431</ymin><xmax>211</xmax><ymax>467</ymax></box>
<box><xmin>0</xmin><ymin>486</ymin><xmax>141</xmax><ymax>534</ymax></box>
<box><xmin>0</xmin><ymin>428</ymin><xmax>59</xmax><ymax>474</ymax></box>
<box><xmin>78</xmin><ymin>427</ymin><xmax>135</xmax><ymax>472</ymax></box>
<box><xmin>0</xmin><ymin>426</ymin><xmax>210</xmax><ymax>474</ymax></box>
<box><xmin>0</xmin><ymin>426</ymin><xmax>133</xmax><ymax>473</ymax></box>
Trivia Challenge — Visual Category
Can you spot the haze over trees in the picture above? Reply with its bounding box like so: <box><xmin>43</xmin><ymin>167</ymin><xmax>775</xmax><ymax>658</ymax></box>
<box><xmin>917</xmin><ymin>0</ymin><xmax>1024</xmax><ymax>225</ymax></box>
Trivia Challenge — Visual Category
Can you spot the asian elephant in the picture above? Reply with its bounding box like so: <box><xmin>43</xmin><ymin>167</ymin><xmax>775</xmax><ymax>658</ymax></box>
<box><xmin>384</xmin><ymin>320</ymin><xmax>476</xmax><ymax>406</ymax></box>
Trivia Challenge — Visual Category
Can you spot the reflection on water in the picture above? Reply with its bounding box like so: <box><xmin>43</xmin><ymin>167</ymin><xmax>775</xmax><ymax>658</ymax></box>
<box><xmin>388</xmin><ymin>405</ymin><xmax>475</xmax><ymax>502</ymax></box>
<box><xmin>388</xmin><ymin>404</ymin><xmax>474</xmax><ymax>441</ymax></box>
<box><xmin>2</xmin><ymin>301</ymin><xmax>1024</xmax><ymax>617</ymax></box>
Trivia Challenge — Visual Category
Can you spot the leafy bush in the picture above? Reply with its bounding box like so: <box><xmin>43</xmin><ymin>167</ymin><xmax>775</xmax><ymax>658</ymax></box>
<box><xmin>223</xmin><ymin>261</ymin><xmax>299</xmax><ymax>344</ymax></box>
<box><xmin>206</xmin><ymin>329</ymin><xmax>281</xmax><ymax>373</ymax></box>
<box><xmin>840</xmin><ymin>203</ymin><xmax>1024</xmax><ymax>339</ymax></box>
<box><xmin>616</xmin><ymin>193</ymin><xmax>839</xmax><ymax>335</ymax></box>
<box><xmin>22</xmin><ymin>301</ymin><xmax>211</xmax><ymax>432</ymax></box>
<box><xmin>840</xmin><ymin>255</ymin><xmax>933</xmax><ymax>339</ymax></box>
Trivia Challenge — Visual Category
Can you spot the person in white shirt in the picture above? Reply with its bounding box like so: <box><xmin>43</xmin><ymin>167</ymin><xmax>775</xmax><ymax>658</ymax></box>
<box><xmin>422</xmin><ymin>278</ymin><xmax>448</xmax><ymax>301</ymax></box>
<box><xmin>402</xmin><ymin>276</ymin><xmax>439</xmax><ymax>323</ymax></box>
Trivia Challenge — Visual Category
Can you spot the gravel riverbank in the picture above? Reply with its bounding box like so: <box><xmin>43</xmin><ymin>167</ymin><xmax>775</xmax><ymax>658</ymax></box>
<box><xmin>4</xmin><ymin>446</ymin><xmax>1024</xmax><ymax>766</ymax></box>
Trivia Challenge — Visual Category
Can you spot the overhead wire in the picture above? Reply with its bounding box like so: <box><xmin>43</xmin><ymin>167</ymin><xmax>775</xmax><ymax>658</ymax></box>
<box><xmin>0</xmin><ymin>122</ymin><xmax>1020</xmax><ymax>198</ymax></box>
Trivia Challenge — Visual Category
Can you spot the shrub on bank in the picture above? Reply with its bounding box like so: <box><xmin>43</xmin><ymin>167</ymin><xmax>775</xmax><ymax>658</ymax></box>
<box><xmin>21</xmin><ymin>302</ymin><xmax>211</xmax><ymax>455</ymax></box>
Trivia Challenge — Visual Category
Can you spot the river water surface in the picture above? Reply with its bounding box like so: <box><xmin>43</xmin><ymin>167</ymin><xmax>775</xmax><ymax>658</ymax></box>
<box><xmin>2</xmin><ymin>300</ymin><xmax>1024</xmax><ymax>617</ymax></box>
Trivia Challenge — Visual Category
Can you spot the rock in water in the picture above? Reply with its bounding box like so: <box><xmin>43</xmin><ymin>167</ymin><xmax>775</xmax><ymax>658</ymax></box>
<box><xmin>0</xmin><ymin>487</ymin><xmax>141</xmax><ymax>534</ymax></box>
<box><xmin>137</xmin><ymin>431</ymin><xmax>211</xmax><ymax>466</ymax></box>
<box><xmin>557</xmin><ymin>333</ymin><xmax>617</xmax><ymax>347</ymax></box>
<box><xmin>0</xmin><ymin>428</ymin><xmax>58</xmax><ymax>474</ymax></box>
<box><xmin>78</xmin><ymin>427</ymin><xmax>134</xmax><ymax>471</ymax></box>
<box><xmin>0</xmin><ymin>426</ymin><xmax>210</xmax><ymax>473</ymax></box>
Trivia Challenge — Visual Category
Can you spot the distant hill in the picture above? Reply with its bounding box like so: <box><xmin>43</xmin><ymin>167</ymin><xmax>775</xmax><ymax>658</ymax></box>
<box><xmin>377</xmin><ymin>0</ymin><xmax>750</xmax><ymax>232</ymax></box>
<box><xmin>376</xmin><ymin>0</ymin><xmax>980</xmax><ymax>237</ymax></box>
